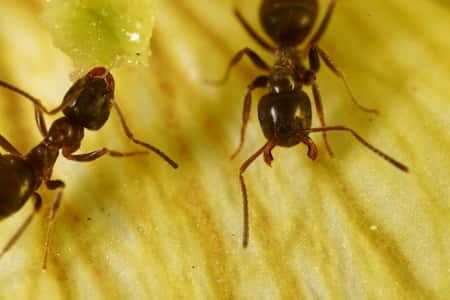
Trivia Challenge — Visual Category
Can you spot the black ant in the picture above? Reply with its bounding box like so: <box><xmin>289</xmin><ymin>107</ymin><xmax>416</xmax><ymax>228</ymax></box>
<box><xmin>0</xmin><ymin>67</ymin><xmax>178</xmax><ymax>268</ymax></box>
<box><xmin>211</xmin><ymin>0</ymin><xmax>409</xmax><ymax>247</ymax></box>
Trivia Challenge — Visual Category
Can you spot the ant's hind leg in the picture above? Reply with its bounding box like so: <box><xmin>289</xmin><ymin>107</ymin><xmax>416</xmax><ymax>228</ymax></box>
<box><xmin>207</xmin><ymin>47</ymin><xmax>270</xmax><ymax>85</ymax></box>
<box><xmin>0</xmin><ymin>193</ymin><xmax>42</xmax><ymax>259</ymax></box>
<box><xmin>42</xmin><ymin>180</ymin><xmax>65</xmax><ymax>269</ymax></box>
<box><xmin>233</xmin><ymin>7</ymin><xmax>275</xmax><ymax>52</ymax></box>
<box><xmin>231</xmin><ymin>75</ymin><xmax>269</xmax><ymax>159</ymax></box>
<box><xmin>314</xmin><ymin>47</ymin><xmax>379</xmax><ymax>114</ymax></box>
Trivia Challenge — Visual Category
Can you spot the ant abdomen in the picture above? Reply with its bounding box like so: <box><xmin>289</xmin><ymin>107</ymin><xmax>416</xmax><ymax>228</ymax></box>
<box><xmin>259</xmin><ymin>0</ymin><xmax>318</xmax><ymax>46</ymax></box>
<box><xmin>258</xmin><ymin>89</ymin><xmax>311</xmax><ymax>147</ymax></box>
<box><xmin>0</xmin><ymin>155</ymin><xmax>36</xmax><ymax>219</ymax></box>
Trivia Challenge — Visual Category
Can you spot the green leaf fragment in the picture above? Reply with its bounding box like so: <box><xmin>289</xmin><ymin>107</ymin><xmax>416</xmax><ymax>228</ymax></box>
<box><xmin>42</xmin><ymin>0</ymin><xmax>154</xmax><ymax>76</ymax></box>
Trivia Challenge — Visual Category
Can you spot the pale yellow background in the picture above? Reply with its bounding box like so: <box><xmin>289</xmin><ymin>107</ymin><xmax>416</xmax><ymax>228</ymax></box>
<box><xmin>0</xmin><ymin>1</ymin><xmax>449</xmax><ymax>299</ymax></box>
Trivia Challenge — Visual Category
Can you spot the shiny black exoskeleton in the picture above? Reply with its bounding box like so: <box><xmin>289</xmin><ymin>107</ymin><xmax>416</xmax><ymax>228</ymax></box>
<box><xmin>0</xmin><ymin>67</ymin><xmax>178</xmax><ymax>268</ymax></box>
<box><xmin>212</xmin><ymin>0</ymin><xmax>409</xmax><ymax>247</ymax></box>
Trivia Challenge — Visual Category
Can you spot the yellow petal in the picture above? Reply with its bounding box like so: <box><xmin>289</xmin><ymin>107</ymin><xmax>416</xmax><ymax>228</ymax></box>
<box><xmin>0</xmin><ymin>1</ymin><xmax>449</xmax><ymax>299</ymax></box>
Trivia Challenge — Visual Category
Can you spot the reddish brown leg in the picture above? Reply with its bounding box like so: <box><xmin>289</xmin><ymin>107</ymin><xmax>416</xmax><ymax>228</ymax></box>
<box><xmin>0</xmin><ymin>134</ymin><xmax>21</xmax><ymax>156</ymax></box>
<box><xmin>305</xmin><ymin>126</ymin><xmax>409</xmax><ymax>172</ymax></box>
<box><xmin>34</xmin><ymin>106</ymin><xmax>48</xmax><ymax>137</ymax></box>
<box><xmin>316</xmin><ymin>47</ymin><xmax>379</xmax><ymax>114</ymax></box>
<box><xmin>239</xmin><ymin>140</ymin><xmax>275</xmax><ymax>248</ymax></box>
<box><xmin>231</xmin><ymin>75</ymin><xmax>269</xmax><ymax>159</ymax></box>
<box><xmin>307</xmin><ymin>0</ymin><xmax>337</xmax><ymax>47</ymax></box>
<box><xmin>0</xmin><ymin>193</ymin><xmax>42</xmax><ymax>259</ymax></box>
<box><xmin>207</xmin><ymin>47</ymin><xmax>270</xmax><ymax>85</ymax></box>
<box><xmin>311</xmin><ymin>82</ymin><xmax>334</xmax><ymax>157</ymax></box>
<box><xmin>306</xmin><ymin>48</ymin><xmax>333</xmax><ymax>157</ymax></box>
<box><xmin>233</xmin><ymin>7</ymin><xmax>275</xmax><ymax>52</ymax></box>
<box><xmin>42</xmin><ymin>180</ymin><xmax>65</xmax><ymax>269</ymax></box>
<box><xmin>112</xmin><ymin>102</ymin><xmax>178</xmax><ymax>169</ymax></box>
<box><xmin>63</xmin><ymin>148</ymin><xmax>148</xmax><ymax>162</ymax></box>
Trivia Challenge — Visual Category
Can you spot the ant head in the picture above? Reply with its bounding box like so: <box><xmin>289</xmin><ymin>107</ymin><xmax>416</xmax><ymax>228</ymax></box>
<box><xmin>258</xmin><ymin>89</ymin><xmax>312</xmax><ymax>147</ymax></box>
<box><xmin>63</xmin><ymin>67</ymin><xmax>115</xmax><ymax>130</ymax></box>
<box><xmin>259</xmin><ymin>0</ymin><xmax>318</xmax><ymax>46</ymax></box>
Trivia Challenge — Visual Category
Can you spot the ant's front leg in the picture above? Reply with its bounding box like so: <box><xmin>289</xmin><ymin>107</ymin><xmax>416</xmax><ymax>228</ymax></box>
<box><xmin>231</xmin><ymin>75</ymin><xmax>269</xmax><ymax>159</ymax></box>
<box><xmin>304</xmin><ymin>49</ymin><xmax>334</xmax><ymax>157</ymax></box>
<box><xmin>208</xmin><ymin>47</ymin><xmax>270</xmax><ymax>85</ymax></box>
<box><xmin>42</xmin><ymin>179</ymin><xmax>65</xmax><ymax>269</ymax></box>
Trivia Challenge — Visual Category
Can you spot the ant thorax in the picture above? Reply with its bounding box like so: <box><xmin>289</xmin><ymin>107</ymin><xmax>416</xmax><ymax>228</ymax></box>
<box><xmin>270</xmin><ymin>47</ymin><xmax>303</xmax><ymax>94</ymax></box>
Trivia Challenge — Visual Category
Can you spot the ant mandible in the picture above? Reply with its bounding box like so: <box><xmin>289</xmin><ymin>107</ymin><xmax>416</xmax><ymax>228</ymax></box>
<box><xmin>211</xmin><ymin>0</ymin><xmax>409</xmax><ymax>247</ymax></box>
<box><xmin>0</xmin><ymin>67</ymin><xmax>178</xmax><ymax>268</ymax></box>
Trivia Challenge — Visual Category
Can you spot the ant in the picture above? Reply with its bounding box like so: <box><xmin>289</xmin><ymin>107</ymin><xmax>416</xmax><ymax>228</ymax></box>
<box><xmin>0</xmin><ymin>67</ymin><xmax>178</xmax><ymax>268</ymax></box>
<box><xmin>211</xmin><ymin>0</ymin><xmax>409</xmax><ymax>247</ymax></box>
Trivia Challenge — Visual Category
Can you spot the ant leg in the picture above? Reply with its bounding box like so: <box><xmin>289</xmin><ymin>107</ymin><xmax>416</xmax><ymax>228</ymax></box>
<box><xmin>63</xmin><ymin>148</ymin><xmax>148</xmax><ymax>162</ymax></box>
<box><xmin>315</xmin><ymin>47</ymin><xmax>379</xmax><ymax>114</ymax></box>
<box><xmin>207</xmin><ymin>47</ymin><xmax>270</xmax><ymax>85</ymax></box>
<box><xmin>42</xmin><ymin>180</ymin><xmax>65</xmax><ymax>269</ymax></box>
<box><xmin>239</xmin><ymin>140</ymin><xmax>275</xmax><ymax>248</ymax></box>
<box><xmin>0</xmin><ymin>134</ymin><xmax>21</xmax><ymax>156</ymax></box>
<box><xmin>111</xmin><ymin>102</ymin><xmax>178</xmax><ymax>169</ymax></box>
<box><xmin>310</xmin><ymin>79</ymin><xmax>334</xmax><ymax>157</ymax></box>
<box><xmin>231</xmin><ymin>75</ymin><xmax>269</xmax><ymax>159</ymax></box>
<box><xmin>306</xmin><ymin>48</ymin><xmax>333</xmax><ymax>157</ymax></box>
<box><xmin>0</xmin><ymin>193</ymin><xmax>42</xmax><ymax>259</ymax></box>
<box><xmin>233</xmin><ymin>7</ymin><xmax>275</xmax><ymax>52</ymax></box>
<box><xmin>305</xmin><ymin>126</ymin><xmax>409</xmax><ymax>172</ymax></box>
<box><xmin>308</xmin><ymin>0</ymin><xmax>337</xmax><ymax>47</ymax></box>
<box><xmin>34</xmin><ymin>106</ymin><xmax>48</xmax><ymax>137</ymax></box>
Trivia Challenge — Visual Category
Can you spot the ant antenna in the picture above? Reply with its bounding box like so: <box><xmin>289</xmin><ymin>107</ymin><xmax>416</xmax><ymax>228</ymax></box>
<box><xmin>0</xmin><ymin>80</ymin><xmax>79</xmax><ymax>115</ymax></box>
<box><xmin>112</xmin><ymin>102</ymin><xmax>179</xmax><ymax>169</ymax></box>
<box><xmin>305</xmin><ymin>126</ymin><xmax>409</xmax><ymax>172</ymax></box>
<box><xmin>239</xmin><ymin>139</ymin><xmax>275</xmax><ymax>247</ymax></box>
